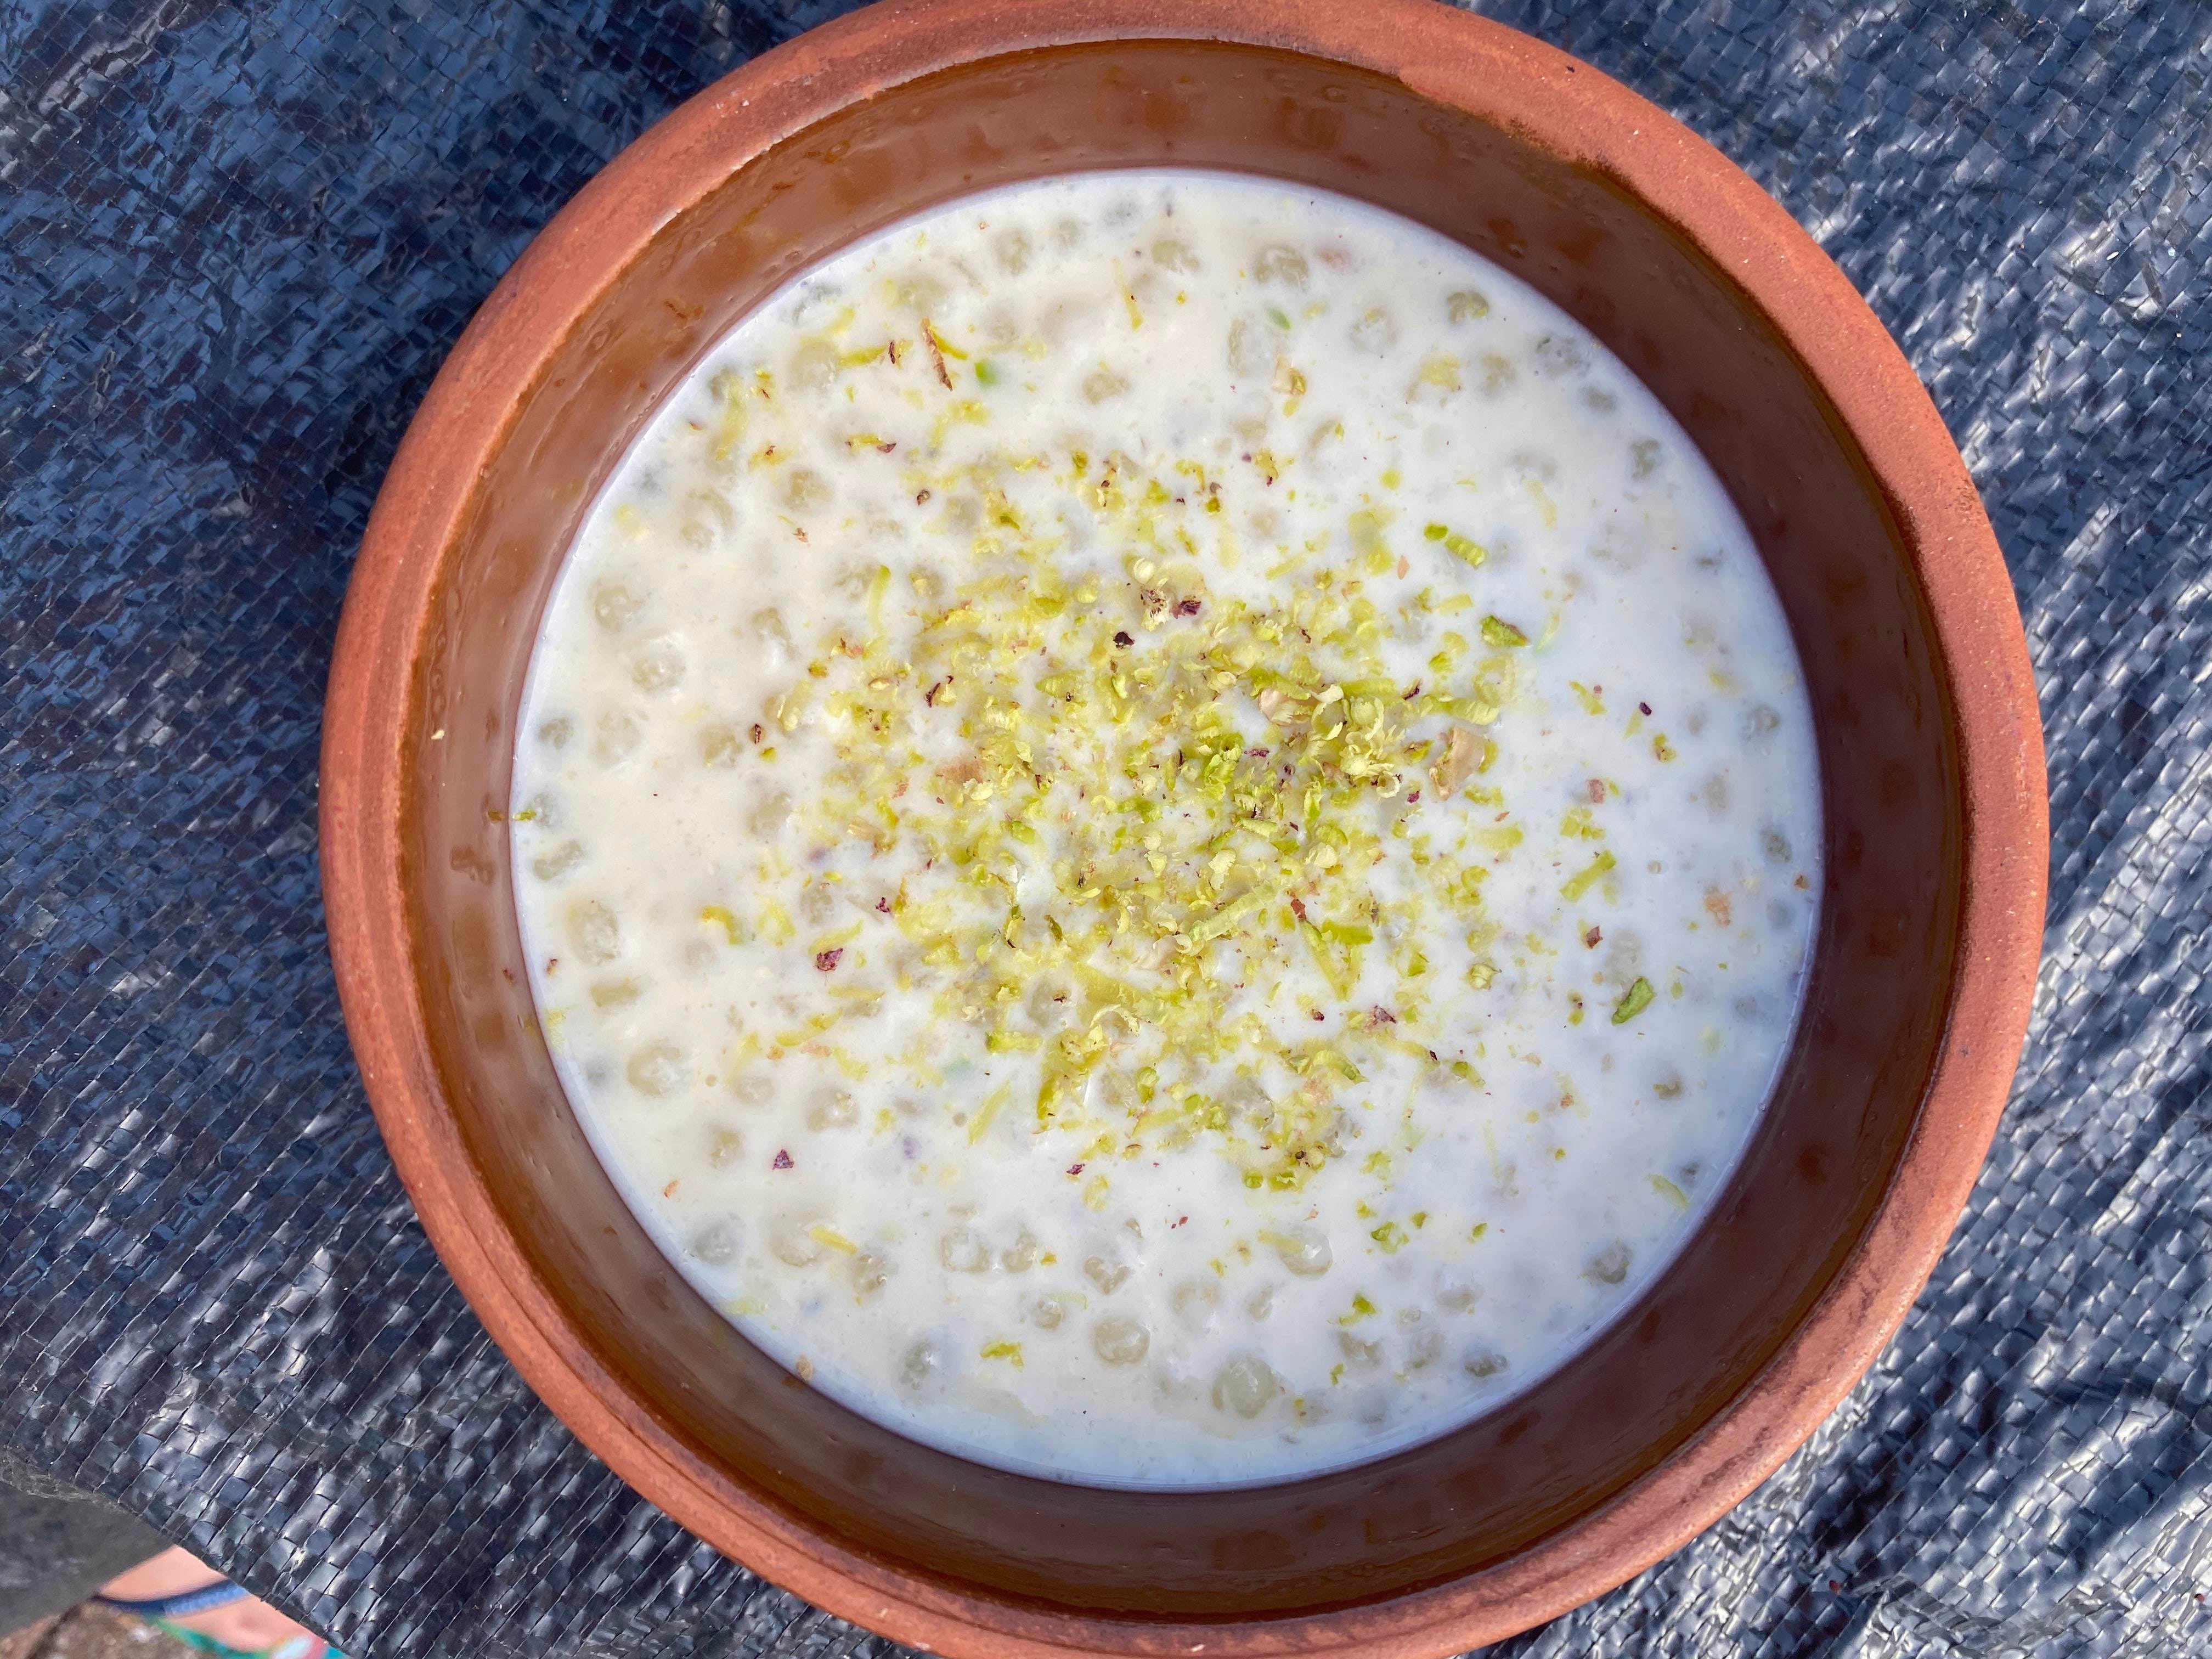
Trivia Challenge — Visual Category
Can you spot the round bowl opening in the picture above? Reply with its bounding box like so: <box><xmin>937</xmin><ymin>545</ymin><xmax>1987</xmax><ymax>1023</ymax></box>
<box><xmin>324</xmin><ymin>7</ymin><xmax>2045</xmax><ymax>1654</ymax></box>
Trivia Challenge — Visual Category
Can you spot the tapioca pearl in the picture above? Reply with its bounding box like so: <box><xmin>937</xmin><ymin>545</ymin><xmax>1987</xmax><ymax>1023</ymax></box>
<box><xmin>1446</xmin><ymin>287</ymin><xmax>1491</xmax><ymax>323</ymax></box>
<box><xmin>689</xmin><ymin>1222</ymin><xmax>737</xmax><ymax>1265</ymax></box>
<box><xmin>850</xmin><ymin>1248</ymin><xmax>893</xmax><ymax>1298</ymax></box>
<box><xmin>568</xmin><ymin>899</ymin><xmax>621</xmax><ymax>963</ymax></box>
<box><xmin>781</xmin><ymin>468</ymin><xmax>832</xmax><ymax>515</ymax></box>
<box><xmin>1397</xmin><ymin>1312</ymin><xmax>1443</xmax><ymax>1370</ymax></box>
<box><xmin>706</xmin><ymin>1126</ymin><xmax>744</xmax><ymax>1167</ymax></box>
<box><xmin>1292</xmin><ymin>1387</ymin><xmax>1338</xmax><ymax>1429</ymax></box>
<box><xmin>1531</xmin><ymin>335</ymin><xmax>1588</xmax><ymax>378</ymax></box>
<box><xmin>769</xmin><ymin>1216</ymin><xmax>826</xmax><ymax>1267</ymax></box>
<box><xmin>1434</xmin><ymin>1275</ymin><xmax>1480</xmax><ymax>1313</ymax></box>
<box><xmin>1347</xmin><ymin>306</ymin><xmax>1397</xmax><ymax>354</ymax></box>
<box><xmin>535</xmin><ymin>716</ymin><xmax>571</xmax><ymax>751</ymax></box>
<box><xmin>727</xmin><ymin>1070</ymin><xmax>772</xmax><ymax>1107</ymax></box>
<box><xmin>789</xmin><ymin>340</ymin><xmax>838</xmax><ymax>393</ymax></box>
<box><xmin>532</xmin><ymin>840</ymin><xmax>585</xmax><ymax>882</ymax></box>
<box><xmin>1152</xmin><ymin>237</ymin><xmax>1199</xmax><ymax>273</ymax></box>
<box><xmin>1082</xmin><ymin>366</ymin><xmax>1131</xmax><ymax>403</ymax></box>
<box><xmin>1027</xmin><ymin>1295</ymin><xmax>1066</xmax><ymax>1331</ymax></box>
<box><xmin>748</xmin><ymin>606</ymin><xmax>791</xmax><ymax>648</ymax></box>
<box><xmin>1171</xmin><ymin>1279</ymin><xmax>1221</xmax><ymax>1333</ymax></box>
<box><xmin>807</xmin><ymin>1088</ymin><xmax>857</xmax><ymax>1131</ymax></box>
<box><xmin>1245</xmin><ymin>1284</ymin><xmax>1276</xmax><ymax>1322</ymax></box>
<box><xmin>891</xmin><ymin>270</ymin><xmax>950</xmax><ymax>315</ymax></box>
<box><xmin>1408</xmin><ymin>351</ymin><xmax>1464</xmax><ymax>404</ymax></box>
<box><xmin>798</xmin><ymin>883</ymin><xmax>837</xmax><ymax>923</ymax></box>
<box><xmin>1252</xmin><ymin>245</ymin><xmax>1308</xmax><ymax>287</ymax></box>
<box><xmin>1476</xmin><ymin>352</ymin><xmax>1517</xmax><ymax>397</ymax></box>
<box><xmin>1092</xmin><ymin>1317</ymin><xmax>1150</xmax><ymax>1365</ymax></box>
<box><xmin>1650</xmin><ymin>1071</ymin><xmax>1685</xmax><ymax>1100</ymax></box>
<box><xmin>1211</xmin><ymin>1354</ymin><xmax>1280</xmax><ymax>1419</ymax></box>
<box><xmin>626</xmin><ymin>1041</ymin><xmax>687</xmax><ymax>1097</ymax></box>
<box><xmin>1694</xmin><ymin>773</ymin><xmax>1730</xmax><ymax>815</ymax></box>
<box><xmin>1051</xmin><ymin>216</ymin><xmax>1082</xmax><ymax>250</ymax></box>
<box><xmin>1085</xmin><ymin>1067</ymin><xmax>1137</xmax><ymax>1117</ymax></box>
<box><xmin>998</xmin><ymin>1231</ymin><xmax>1041</xmax><ymax>1273</ymax></box>
<box><xmin>1743</xmin><ymin>703</ymin><xmax>1782</xmax><ymax>743</ymax></box>
<box><xmin>1150</xmin><ymin>1362</ymin><xmax>1203</xmax><ymax>1407</ymax></box>
<box><xmin>1584</xmin><ymin>1241</ymin><xmax>1631</xmax><ymax>1285</ymax></box>
<box><xmin>1271</xmin><ymin>1226</ymin><xmax>1333</xmax><ymax>1278</ymax></box>
<box><xmin>992</xmin><ymin>228</ymin><xmax>1031</xmax><ymax>274</ymax></box>
<box><xmin>745</xmin><ymin>788</ymin><xmax>793</xmax><ymax>838</ymax></box>
<box><xmin>1588</xmin><ymin>527</ymin><xmax>1647</xmax><ymax>573</ymax></box>
<box><xmin>974</xmin><ymin>309</ymin><xmax>1022</xmax><ymax>352</ymax></box>
<box><xmin>940</xmin><ymin>1228</ymin><xmax>990</xmax><ymax>1273</ymax></box>
<box><xmin>787</xmin><ymin>279</ymin><xmax>843</xmax><ymax>325</ymax></box>
<box><xmin>900</xmin><ymin>1338</ymin><xmax>945</xmax><ymax>1390</ymax></box>
<box><xmin>1226</xmin><ymin>315</ymin><xmax>1273</xmax><ymax>379</ymax></box>
<box><xmin>1084</xmin><ymin>1255</ymin><xmax>1131</xmax><ymax>1295</ymax></box>
<box><xmin>682</xmin><ymin>487</ymin><xmax>736</xmax><ymax>537</ymax></box>
<box><xmin>1023</xmin><ymin>977</ymin><xmax>1073</xmax><ymax>1028</ymax></box>
<box><xmin>591</xmin><ymin>711</ymin><xmax>641</xmax><ymax>766</ymax></box>
<box><xmin>1580</xmin><ymin>386</ymin><xmax>1618</xmax><ymax>414</ymax></box>
<box><xmin>1629</xmin><ymin>437</ymin><xmax>1665</xmax><ymax>478</ymax></box>
<box><xmin>591</xmin><ymin>579</ymin><xmax>644</xmax><ymax>632</ymax></box>
<box><xmin>1221</xmin><ymin>1073</ymin><xmax>1275</xmax><ymax>1127</ymax></box>
<box><xmin>1761</xmin><ymin>827</ymin><xmax>1792</xmax><ymax>864</ymax></box>
<box><xmin>1463</xmin><ymin>1350</ymin><xmax>1508</xmax><ymax>1381</ymax></box>
<box><xmin>1601</xmin><ymin>930</ymin><xmax>1646</xmax><ymax>983</ymax></box>
<box><xmin>588</xmin><ymin>978</ymin><xmax>640</xmax><ymax>1009</ymax></box>
<box><xmin>628</xmin><ymin>636</ymin><xmax>685</xmax><ymax>693</ymax></box>
<box><xmin>699</xmin><ymin>725</ymin><xmax>743</xmax><ymax>768</ymax></box>
<box><xmin>1336</xmin><ymin>1330</ymin><xmax>1384</xmax><ymax>1372</ymax></box>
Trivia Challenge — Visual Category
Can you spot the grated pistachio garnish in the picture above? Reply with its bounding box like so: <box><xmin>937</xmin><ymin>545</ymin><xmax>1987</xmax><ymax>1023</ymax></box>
<box><xmin>746</xmin><ymin>446</ymin><xmax>1563</xmax><ymax>1191</ymax></box>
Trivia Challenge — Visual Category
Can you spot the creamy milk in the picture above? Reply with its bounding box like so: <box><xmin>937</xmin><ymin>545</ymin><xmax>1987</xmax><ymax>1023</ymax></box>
<box><xmin>509</xmin><ymin>171</ymin><xmax>1822</xmax><ymax>1488</ymax></box>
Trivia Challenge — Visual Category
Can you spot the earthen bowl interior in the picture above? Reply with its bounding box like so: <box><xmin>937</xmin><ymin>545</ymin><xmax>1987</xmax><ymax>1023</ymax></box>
<box><xmin>321</xmin><ymin>4</ymin><xmax>2047</xmax><ymax>1655</ymax></box>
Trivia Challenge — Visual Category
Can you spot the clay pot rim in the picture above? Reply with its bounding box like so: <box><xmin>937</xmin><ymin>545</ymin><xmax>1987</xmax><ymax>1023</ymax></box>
<box><xmin>320</xmin><ymin>2</ymin><xmax>2048</xmax><ymax>1655</ymax></box>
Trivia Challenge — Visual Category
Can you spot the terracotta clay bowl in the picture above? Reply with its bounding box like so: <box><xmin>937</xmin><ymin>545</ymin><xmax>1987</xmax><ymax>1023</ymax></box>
<box><xmin>321</xmin><ymin>2</ymin><xmax>2048</xmax><ymax>1653</ymax></box>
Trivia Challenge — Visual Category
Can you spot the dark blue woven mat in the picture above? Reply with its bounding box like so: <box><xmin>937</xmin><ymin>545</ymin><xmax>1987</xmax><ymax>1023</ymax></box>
<box><xmin>5</xmin><ymin>2</ymin><xmax>2209</xmax><ymax>1654</ymax></box>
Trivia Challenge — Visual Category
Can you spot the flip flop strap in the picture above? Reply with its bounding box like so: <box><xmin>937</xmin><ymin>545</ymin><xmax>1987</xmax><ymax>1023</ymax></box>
<box><xmin>93</xmin><ymin>1579</ymin><xmax>251</xmax><ymax>1619</ymax></box>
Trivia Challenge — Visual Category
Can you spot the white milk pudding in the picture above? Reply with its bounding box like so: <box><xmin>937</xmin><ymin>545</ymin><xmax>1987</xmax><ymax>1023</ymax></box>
<box><xmin>510</xmin><ymin>171</ymin><xmax>1822</xmax><ymax>1488</ymax></box>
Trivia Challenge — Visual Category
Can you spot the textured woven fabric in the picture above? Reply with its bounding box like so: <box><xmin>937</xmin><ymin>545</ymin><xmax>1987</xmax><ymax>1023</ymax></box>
<box><xmin>4</xmin><ymin>1</ymin><xmax>2208</xmax><ymax>1654</ymax></box>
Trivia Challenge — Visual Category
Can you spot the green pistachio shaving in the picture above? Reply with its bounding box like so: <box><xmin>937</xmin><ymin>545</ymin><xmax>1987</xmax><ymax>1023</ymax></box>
<box><xmin>1421</xmin><ymin>522</ymin><xmax>1487</xmax><ymax>567</ymax></box>
<box><xmin>1611</xmin><ymin>977</ymin><xmax>1656</xmax><ymax>1024</ymax></box>
<box><xmin>1561</xmin><ymin>850</ymin><xmax>1616</xmax><ymax>901</ymax></box>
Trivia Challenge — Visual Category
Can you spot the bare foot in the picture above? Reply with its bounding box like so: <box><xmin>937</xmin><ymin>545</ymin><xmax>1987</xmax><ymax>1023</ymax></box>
<box><xmin>97</xmin><ymin>1546</ymin><xmax>330</xmax><ymax>1657</ymax></box>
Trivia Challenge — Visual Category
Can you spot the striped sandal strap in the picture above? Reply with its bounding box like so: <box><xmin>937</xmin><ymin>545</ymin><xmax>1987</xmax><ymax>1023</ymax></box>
<box><xmin>143</xmin><ymin>1625</ymin><xmax>340</xmax><ymax>1659</ymax></box>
